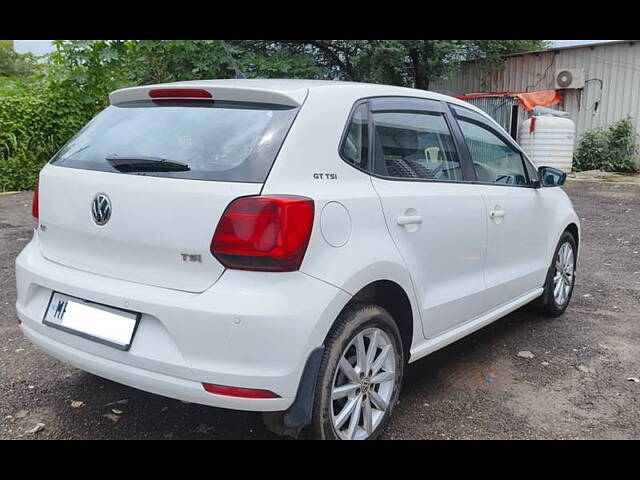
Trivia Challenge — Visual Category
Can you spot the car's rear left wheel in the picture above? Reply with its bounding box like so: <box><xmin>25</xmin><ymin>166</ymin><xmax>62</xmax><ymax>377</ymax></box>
<box><xmin>308</xmin><ymin>303</ymin><xmax>404</xmax><ymax>440</ymax></box>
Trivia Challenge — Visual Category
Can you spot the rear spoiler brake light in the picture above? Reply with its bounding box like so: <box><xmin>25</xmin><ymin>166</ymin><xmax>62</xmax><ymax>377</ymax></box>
<box><xmin>149</xmin><ymin>88</ymin><xmax>213</xmax><ymax>100</ymax></box>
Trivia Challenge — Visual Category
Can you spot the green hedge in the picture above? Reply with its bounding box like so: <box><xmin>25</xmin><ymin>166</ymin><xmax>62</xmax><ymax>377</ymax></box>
<box><xmin>573</xmin><ymin>117</ymin><xmax>639</xmax><ymax>173</ymax></box>
<box><xmin>0</xmin><ymin>88</ymin><xmax>91</xmax><ymax>191</ymax></box>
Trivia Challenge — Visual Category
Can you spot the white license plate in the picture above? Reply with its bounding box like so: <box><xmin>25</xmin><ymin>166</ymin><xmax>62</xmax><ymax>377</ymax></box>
<box><xmin>43</xmin><ymin>292</ymin><xmax>140</xmax><ymax>351</ymax></box>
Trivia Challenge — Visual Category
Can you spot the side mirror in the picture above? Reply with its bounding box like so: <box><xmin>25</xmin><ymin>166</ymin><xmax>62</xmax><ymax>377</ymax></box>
<box><xmin>538</xmin><ymin>166</ymin><xmax>567</xmax><ymax>187</ymax></box>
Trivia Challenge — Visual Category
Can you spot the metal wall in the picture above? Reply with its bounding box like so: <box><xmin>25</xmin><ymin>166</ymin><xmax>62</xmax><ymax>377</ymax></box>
<box><xmin>432</xmin><ymin>41</ymin><xmax>640</xmax><ymax>161</ymax></box>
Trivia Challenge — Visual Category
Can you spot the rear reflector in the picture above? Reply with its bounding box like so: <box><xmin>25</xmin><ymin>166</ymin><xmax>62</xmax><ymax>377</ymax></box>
<box><xmin>211</xmin><ymin>196</ymin><xmax>314</xmax><ymax>272</ymax></box>
<box><xmin>32</xmin><ymin>181</ymin><xmax>39</xmax><ymax>219</ymax></box>
<box><xmin>202</xmin><ymin>383</ymin><xmax>280</xmax><ymax>399</ymax></box>
<box><xmin>149</xmin><ymin>88</ymin><xmax>213</xmax><ymax>99</ymax></box>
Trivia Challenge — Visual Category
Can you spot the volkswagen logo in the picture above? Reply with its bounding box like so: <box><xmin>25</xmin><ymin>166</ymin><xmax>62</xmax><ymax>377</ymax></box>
<box><xmin>361</xmin><ymin>377</ymin><xmax>371</xmax><ymax>393</ymax></box>
<box><xmin>92</xmin><ymin>193</ymin><xmax>112</xmax><ymax>226</ymax></box>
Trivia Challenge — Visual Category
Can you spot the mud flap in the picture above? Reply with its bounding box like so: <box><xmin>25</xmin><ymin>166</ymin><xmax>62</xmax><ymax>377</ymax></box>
<box><xmin>262</xmin><ymin>346</ymin><xmax>324</xmax><ymax>438</ymax></box>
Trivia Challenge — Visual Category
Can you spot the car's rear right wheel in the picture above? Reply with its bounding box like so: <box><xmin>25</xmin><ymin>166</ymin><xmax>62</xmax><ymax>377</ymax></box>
<box><xmin>308</xmin><ymin>303</ymin><xmax>404</xmax><ymax>440</ymax></box>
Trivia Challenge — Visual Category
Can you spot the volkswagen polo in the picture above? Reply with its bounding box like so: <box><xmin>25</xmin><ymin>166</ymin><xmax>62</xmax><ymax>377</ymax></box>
<box><xmin>15</xmin><ymin>79</ymin><xmax>579</xmax><ymax>440</ymax></box>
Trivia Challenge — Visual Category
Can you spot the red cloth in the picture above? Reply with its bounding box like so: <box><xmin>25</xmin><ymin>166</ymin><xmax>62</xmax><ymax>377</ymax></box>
<box><xmin>516</xmin><ymin>90</ymin><xmax>562</xmax><ymax>111</ymax></box>
<box><xmin>454</xmin><ymin>90</ymin><xmax>563</xmax><ymax>112</ymax></box>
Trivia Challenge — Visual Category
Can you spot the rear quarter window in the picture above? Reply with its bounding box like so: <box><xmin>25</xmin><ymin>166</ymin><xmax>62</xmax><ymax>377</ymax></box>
<box><xmin>340</xmin><ymin>103</ymin><xmax>369</xmax><ymax>170</ymax></box>
<box><xmin>50</xmin><ymin>100</ymin><xmax>300</xmax><ymax>183</ymax></box>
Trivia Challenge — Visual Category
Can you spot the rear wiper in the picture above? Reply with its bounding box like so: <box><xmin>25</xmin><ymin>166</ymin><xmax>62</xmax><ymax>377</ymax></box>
<box><xmin>106</xmin><ymin>155</ymin><xmax>190</xmax><ymax>173</ymax></box>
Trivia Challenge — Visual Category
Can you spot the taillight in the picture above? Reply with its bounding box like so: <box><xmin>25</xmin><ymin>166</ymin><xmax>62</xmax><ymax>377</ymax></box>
<box><xmin>211</xmin><ymin>196</ymin><xmax>314</xmax><ymax>272</ymax></box>
<box><xmin>149</xmin><ymin>88</ymin><xmax>213</xmax><ymax>99</ymax></box>
<box><xmin>202</xmin><ymin>383</ymin><xmax>280</xmax><ymax>399</ymax></box>
<box><xmin>32</xmin><ymin>181</ymin><xmax>39</xmax><ymax>219</ymax></box>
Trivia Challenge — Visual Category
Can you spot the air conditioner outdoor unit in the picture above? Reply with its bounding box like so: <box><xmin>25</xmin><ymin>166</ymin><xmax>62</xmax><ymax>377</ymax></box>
<box><xmin>554</xmin><ymin>68</ymin><xmax>585</xmax><ymax>89</ymax></box>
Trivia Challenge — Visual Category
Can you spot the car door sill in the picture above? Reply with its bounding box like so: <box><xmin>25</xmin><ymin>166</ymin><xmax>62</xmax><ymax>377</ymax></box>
<box><xmin>408</xmin><ymin>287</ymin><xmax>544</xmax><ymax>363</ymax></box>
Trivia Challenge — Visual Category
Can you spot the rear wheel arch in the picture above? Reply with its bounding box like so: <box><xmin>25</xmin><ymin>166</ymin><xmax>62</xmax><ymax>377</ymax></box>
<box><xmin>338</xmin><ymin>280</ymin><xmax>414</xmax><ymax>363</ymax></box>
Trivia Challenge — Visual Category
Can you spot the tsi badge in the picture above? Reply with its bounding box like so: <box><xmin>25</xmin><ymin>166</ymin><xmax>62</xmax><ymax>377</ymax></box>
<box><xmin>181</xmin><ymin>253</ymin><xmax>202</xmax><ymax>263</ymax></box>
<box><xmin>92</xmin><ymin>193</ymin><xmax>112</xmax><ymax>226</ymax></box>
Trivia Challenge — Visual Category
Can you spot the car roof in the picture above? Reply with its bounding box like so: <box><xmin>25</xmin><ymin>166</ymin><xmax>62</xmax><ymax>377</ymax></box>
<box><xmin>110</xmin><ymin>78</ymin><xmax>496</xmax><ymax>126</ymax></box>
<box><xmin>172</xmin><ymin>79</ymin><xmax>485</xmax><ymax>108</ymax></box>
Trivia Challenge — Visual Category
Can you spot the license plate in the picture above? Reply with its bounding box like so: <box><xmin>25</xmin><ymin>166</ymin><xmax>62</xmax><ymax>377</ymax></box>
<box><xmin>43</xmin><ymin>292</ymin><xmax>140</xmax><ymax>351</ymax></box>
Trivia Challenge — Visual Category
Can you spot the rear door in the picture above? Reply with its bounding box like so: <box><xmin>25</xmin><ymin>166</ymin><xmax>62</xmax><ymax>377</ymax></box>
<box><xmin>38</xmin><ymin>97</ymin><xmax>300</xmax><ymax>293</ymax></box>
<box><xmin>450</xmin><ymin>105</ymin><xmax>548</xmax><ymax>311</ymax></box>
<box><xmin>369</xmin><ymin>97</ymin><xmax>488</xmax><ymax>338</ymax></box>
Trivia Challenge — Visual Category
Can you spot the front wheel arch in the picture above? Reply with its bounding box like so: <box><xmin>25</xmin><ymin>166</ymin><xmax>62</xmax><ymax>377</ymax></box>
<box><xmin>565</xmin><ymin>223</ymin><xmax>580</xmax><ymax>264</ymax></box>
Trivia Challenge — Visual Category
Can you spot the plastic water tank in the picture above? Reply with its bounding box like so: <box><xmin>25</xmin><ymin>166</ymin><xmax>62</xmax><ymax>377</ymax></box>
<box><xmin>519</xmin><ymin>116</ymin><xmax>576</xmax><ymax>173</ymax></box>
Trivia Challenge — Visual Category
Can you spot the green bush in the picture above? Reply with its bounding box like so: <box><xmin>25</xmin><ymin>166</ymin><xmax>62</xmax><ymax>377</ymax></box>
<box><xmin>573</xmin><ymin>117</ymin><xmax>639</xmax><ymax>173</ymax></box>
<box><xmin>0</xmin><ymin>40</ymin><xmax>120</xmax><ymax>192</ymax></box>
<box><xmin>0</xmin><ymin>133</ymin><xmax>58</xmax><ymax>191</ymax></box>
<box><xmin>0</xmin><ymin>80</ymin><xmax>97</xmax><ymax>191</ymax></box>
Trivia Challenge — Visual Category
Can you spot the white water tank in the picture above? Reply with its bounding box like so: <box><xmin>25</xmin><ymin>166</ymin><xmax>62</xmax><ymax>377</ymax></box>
<box><xmin>519</xmin><ymin>115</ymin><xmax>576</xmax><ymax>173</ymax></box>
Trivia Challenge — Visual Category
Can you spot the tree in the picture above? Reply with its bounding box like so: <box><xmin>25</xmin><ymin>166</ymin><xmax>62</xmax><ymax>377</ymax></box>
<box><xmin>233</xmin><ymin>40</ymin><xmax>366</xmax><ymax>80</ymax></box>
<box><xmin>48</xmin><ymin>40</ymin><xmax>549</xmax><ymax>95</ymax></box>
<box><xmin>0</xmin><ymin>43</ymin><xmax>40</xmax><ymax>78</ymax></box>
<box><xmin>238</xmin><ymin>40</ymin><xmax>549</xmax><ymax>89</ymax></box>
<box><xmin>352</xmin><ymin>40</ymin><xmax>464</xmax><ymax>89</ymax></box>
<box><xmin>44</xmin><ymin>39</ymin><xmax>324</xmax><ymax>123</ymax></box>
<box><xmin>462</xmin><ymin>40</ymin><xmax>550</xmax><ymax>65</ymax></box>
<box><xmin>47</xmin><ymin>40</ymin><xmax>320</xmax><ymax>99</ymax></box>
<box><xmin>45</xmin><ymin>39</ymin><xmax>550</xmax><ymax>116</ymax></box>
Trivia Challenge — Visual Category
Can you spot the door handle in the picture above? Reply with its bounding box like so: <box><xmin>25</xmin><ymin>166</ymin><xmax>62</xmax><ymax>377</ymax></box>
<box><xmin>489</xmin><ymin>210</ymin><xmax>505</xmax><ymax>219</ymax></box>
<box><xmin>397</xmin><ymin>215</ymin><xmax>423</xmax><ymax>226</ymax></box>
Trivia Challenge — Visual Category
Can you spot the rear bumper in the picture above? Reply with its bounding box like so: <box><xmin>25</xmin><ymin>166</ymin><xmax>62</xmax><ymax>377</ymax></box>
<box><xmin>15</xmin><ymin>235</ymin><xmax>349</xmax><ymax>412</ymax></box>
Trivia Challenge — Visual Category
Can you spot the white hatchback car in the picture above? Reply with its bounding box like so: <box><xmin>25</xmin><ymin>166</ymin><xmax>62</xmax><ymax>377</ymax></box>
<box><xmin>16</xmin><ymin>79</ymin><xmax>579</xmax><ymax>440</ymax></box>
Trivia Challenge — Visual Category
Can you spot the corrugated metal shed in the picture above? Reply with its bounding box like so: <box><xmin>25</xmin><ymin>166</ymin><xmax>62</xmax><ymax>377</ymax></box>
<box><xmin>431</xmin><ymin>41</ymin><xmax>640</xmax><ymax>161</ymax></box>
<box><xmin>463</xmin><ymin>96</ymin><xmax>519</xmax><ymax>137</ymax></box>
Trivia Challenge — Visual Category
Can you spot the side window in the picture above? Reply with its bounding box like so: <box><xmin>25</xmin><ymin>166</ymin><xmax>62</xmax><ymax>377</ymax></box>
<box><xmin>372</xmin><ymin>111</ymin><xmax>463</xmax><ymax>181</ymax></box>
<box><xmin>340</xmin><ymin>103</ymin><xmax>369</xmax><ymax>170</ymax></box>
<box><xmin>457</xmin><ymin>119</ymin><xmax>529</xmax><ymax>186</ymax></box>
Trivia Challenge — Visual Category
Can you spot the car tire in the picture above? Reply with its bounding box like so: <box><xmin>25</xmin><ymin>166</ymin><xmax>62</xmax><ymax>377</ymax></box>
<box><xmin>308</xmin><ymin>302</ymin><xmax>404</xmax><ymax>440</ymax></box>
<box><xmin>539</xmin><ymin>231</ymin><xmax>577</xmax><ymax>317</ymax></box>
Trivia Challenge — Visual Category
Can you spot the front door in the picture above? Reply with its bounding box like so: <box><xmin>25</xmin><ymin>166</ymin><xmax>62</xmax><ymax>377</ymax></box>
<box><xmin>453</xmin><ymin>110</ymin><xmax>548</xmax><ymax>311</ymax></box>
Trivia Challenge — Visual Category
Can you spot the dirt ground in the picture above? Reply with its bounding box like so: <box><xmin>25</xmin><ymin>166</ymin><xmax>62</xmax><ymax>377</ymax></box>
<box><xmin>1</xmin><ymin>180</ymin><xmax>639</xmax><ymax>439</ymax></box>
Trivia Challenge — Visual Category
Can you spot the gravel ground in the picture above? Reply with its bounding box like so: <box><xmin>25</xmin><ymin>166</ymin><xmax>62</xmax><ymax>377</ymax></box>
<box><xmin>1</xmin><ymin>180</ymin><xmax>639</xmax><ymax>439</ymax></box>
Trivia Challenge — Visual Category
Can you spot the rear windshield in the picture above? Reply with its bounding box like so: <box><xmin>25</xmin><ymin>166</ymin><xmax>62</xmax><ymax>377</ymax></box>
<box><xmin>50</xmin><ymin>100</ymin><xmax>300</xmax><ymax>183</ymax></box>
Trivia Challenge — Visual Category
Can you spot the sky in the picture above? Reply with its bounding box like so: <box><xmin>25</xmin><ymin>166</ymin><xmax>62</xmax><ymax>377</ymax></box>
<box><xmin>12</xmin><ymin>40</ymin><xmax>621</xmax><ymax>56</ymax></box>
<box><xmin>13</xmin><ymin>40</ymin><xmax>55</xmax><ymax>55</ymax></box>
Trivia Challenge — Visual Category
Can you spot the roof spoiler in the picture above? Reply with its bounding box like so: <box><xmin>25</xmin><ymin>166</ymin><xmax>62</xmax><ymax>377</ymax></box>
<box><xmin>109</xmin><ymin>84</ymin><xmax>307</xmax><ymax>108</ymax></box>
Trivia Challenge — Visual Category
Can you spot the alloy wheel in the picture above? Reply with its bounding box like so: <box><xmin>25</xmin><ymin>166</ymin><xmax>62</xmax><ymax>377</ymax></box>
<box><xmin>553</xmin><ymin>242</ymin><xmax>575</xmax><ymax>306</ymax></box>
<box><xmin>330</xmin><ymin>328</ymin><xmax>396</xmax><ymax>440</ymax></box>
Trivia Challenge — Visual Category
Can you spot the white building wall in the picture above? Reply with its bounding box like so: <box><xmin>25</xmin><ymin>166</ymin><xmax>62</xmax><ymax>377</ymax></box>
<box><xmin>431</xmin><ymin>41</ymin><xmax>640</xmax><ymax>161</ymax></box>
